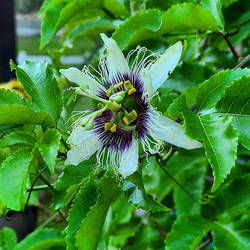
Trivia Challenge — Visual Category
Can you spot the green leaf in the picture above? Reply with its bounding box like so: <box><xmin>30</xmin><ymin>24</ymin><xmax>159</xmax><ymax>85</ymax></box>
<box><xmin>36</xmin><ymin>129</ymin><xmax>61</xmax><ymax>175</ymax></box>
<box><xmin>213</xmin><ymin>218</ymin><xmax>250</xmax><ymax>250</ymax></box>
<box><xmin>0</xmin><ymin>105</ymin><xmax>55</xmax><ymax>127</ymax></box>
<box><xmin>0</xmin><ymin>131</ymin><xmax>36</xmax><ymax>148</ymax></box>
<box><xmin>201</xmin><ymin>0</ymin><xmax>225</xmax><ymax>31</ymax></box>
<box><xmin>11</xmin><ymin>60</ymin><xmax>63</xmax><ymax>122</ymax></box>
<box><xmin>64</xmin><ymin>16</ymin><xmax>115</xmax><ymax>45</ymax></box>
<box><xmin>104</xmin><ymin>0</ymin><xmax>129</xmax><ymax>17</ymax></box>
<box><xmin>196</xmin><ymin>68</ymin><xmax>250</xmax><ymax>112</ymax></box>
<box><xmin>75</xmin><ymin>175</ymin><xmax>118</xmax><ymax>250</ymax></box>
<box><xmin>55</xmin><ymin>156</ymin><xmax>95</xmax><ymax>191</ymax></box>
<box><xmin>165</xmin><ymin>214</ymin><xmax>211</xmax><ymax>250</ymax></box>
<box><xmin>0</xmin><ymin>88</ymin><xmax>26</xmax><ymax>106</ymax></box>
<box><xmin>16</xmin><ymin>228</ymin><xmax>65</xmax><ymax>250</ymax></box>
<box><xmin>0</xmin><ymin>227</ymin><xmax>17</xmax><ymax>250</ymax></box>
<box><xmin>123</xmin><ymin>172</ymin><xmax>170</xmax><ymax>212</ymax></box>
<box><xmin>65</xmin><ymin>180</ymin><xmax>98</xmax><ymax>250</ymax></box>
<box><xmin>40</xmin><ymin>0</ymin><xmax>103</xmax><ymax>49</ymax></box>
<box><xmin>216</xmin><ymin>75</ymin><xmax>250</xmax><ymax>149</ymax></box>
<box><xmin>113</xmin><ymin>3</ymin><xmax>217</xmax><ymax>49</ymax></box>
<box><xmin>38</xmin><ymin>0</ymin><xmax>55</xmax><ymax>17</ymax></box>
<box><xmin>173</xmin><ymin>164</ymin><xmax>207</xmax><ymax>215</ymax></box>
<box><xmin>0</xmin><ymin>148</ymin><xmax>32</xmax><ymax>210</ymax></box>
<box><xmin>203</xmin><ymin>174</ymin><xmax>250</xmax><ymax>219</ymax></box>
<box><xmin>178</xmin><ymin>96</ymin><xmax>238</xmax><ymax>192</ymax></box>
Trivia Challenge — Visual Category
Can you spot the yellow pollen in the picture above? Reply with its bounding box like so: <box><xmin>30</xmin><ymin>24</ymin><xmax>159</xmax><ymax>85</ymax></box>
<box><xmin>98</xmin><ymin>103</ymin><xmax>104</xmax><ymax>108</ymax></box>
<box><xmin>123</xmin><ymin>110</ymin><xmax>138</xmax><ymax>126</ymax></box>
<box><xmin>124</xmin><ymin>80</ymin><xmax>132</xmax><ymax>89</ymax></box>
<box><xmin>110</xmin><ymin>123</ymin><xmax>117</xmax><ymax>133</ymax></box>
<box><xmin>104</xmin><ymin>122</ymin><xmax>110</xmax><ymax>131</ymax></box>
<box><xmin>123</xmin><ymin>117</ymin><xmax>129</xmax><ymax>126</ymax></box>
<box><xmin>97</xmin><ymin>112</ymin><xmax>103</xmax><ymax>117</ymax></box>
<box><xmin>128</xmin><ymin>87</ymin><xmax>136</xmax><ymax>95</ymax></box>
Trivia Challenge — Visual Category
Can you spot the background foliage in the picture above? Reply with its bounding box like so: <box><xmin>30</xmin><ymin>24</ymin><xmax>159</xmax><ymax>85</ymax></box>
<box><xmin>0</xmin><ymin>0</ymin><xmax>249</xmax><ymax>249</ymax></box>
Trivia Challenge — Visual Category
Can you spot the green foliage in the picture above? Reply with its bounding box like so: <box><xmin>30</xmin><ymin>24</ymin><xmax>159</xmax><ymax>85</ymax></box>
<box><xmin>36</xmin><ymin>129</ymin><xmax>61</xmax><ymax>175</ymax></box>
<box><xmin>178</xmin><ymin>96</ymin><xmax>238</xmax><ymax>192</ymax></box>
<box><xmin>0</xmin><ymin>227</ymin><xmax>17</xmax><ymax>250</ymax></box>
<box><xmin>16</xmin><ymin>228</ymin><xmax>65</xmax><ymax>250</ymax></box>
<box><xmin>0</xmin><ymin>148</ymin><xmax>32</xmax><ymax>210</ymax></box>
<box><xmin>113</xmin><ymin>3</ymin><xmax>217</xmax><ymax>49</ymax></box>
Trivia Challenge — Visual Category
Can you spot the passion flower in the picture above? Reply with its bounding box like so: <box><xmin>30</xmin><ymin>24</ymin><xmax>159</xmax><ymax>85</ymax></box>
<box><xmin>60</xmin><ymin>34</ymin><xmax>202</xmax><ymax>177</ymax></box>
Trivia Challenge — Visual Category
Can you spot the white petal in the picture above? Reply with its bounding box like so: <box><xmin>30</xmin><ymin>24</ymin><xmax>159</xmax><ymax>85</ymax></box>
<box><xmin>60</xmin><ymin>67</ymin><xmax>100</xmax><ymax>94</ymax></box>
<box><xmin>100</xmin><ymin>33</ymin><xmax>129</xmax><ymax>79</ymax></box>
<box><xmin>67</xmin><ymin>126</ymin><xmax>93</xmax><ymax>145</ymax></box>
<box><xmin>148</xmin><ymin>109</ymin><xmax>202</xmax><ymax>150</ymax></box>
<box><xmin>140</xmin><ymin>69</ymin><xmax>154</xmax><ymax>99</ymax></box>
<box><xmin>119</xmin><ymin>139</ymin><xmax>139</xmax><ymax>177</ymax></box>
<box><xmin>65</xmin><ymin>133</ymin><xmax>100</xmax><ymax>166</ymax></box>
<box><xmin>149</xmin><ymin>41</ymin><xmax>182</xmax><ymax>91</ymax></box>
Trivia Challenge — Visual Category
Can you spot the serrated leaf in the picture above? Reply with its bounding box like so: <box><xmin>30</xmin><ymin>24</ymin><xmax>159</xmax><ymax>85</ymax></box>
<box><xmin>40</xmin><ymin>0</ymin><xmax>103</xmax><ymax>49</ymax></box>
<box><xmin>213</xmin><ymin>218</ymin><xmax>250</xmax><ymax>250</ymax></box>
<box><xmin>0</xmin><ymin>227</ymin><xmax>17</xmax><ymax>250</ymax></box>
<box><xmin>36</xmin><ymin>129</ymin><xmax>61</xmax><ymax>175</ymax></box>
<box><xmin>12</xmin><ymin>60</ymin><xmax>63</xmax><ymax>122</ymax></box>
<box><xmin>113</xmin><ymin>3</ymin><xmax>217</xmax><ymax>49</ymax></box>
<box><xmin>15</xmin><ymin>228</ymin><xmax>65</xmax><ymax>250</ymax></box>
<box><xmin>65</xmin><ymin>180</ymin><xmax>98</xmax><ymax>250</ymax></box>
<box><xmin>75</xmin><ymin>175</ymin><xmax>118</xmax><ymax>250</ymax></box>
<box><xmin>0</xmin><ymin>131</ymin><xmax>36</xmax><ymax>148</ymax></box>
<box><xmin>123</xmin><ymin>172</ymin><xmax>170</xmax><ymax>212</ymax></box>
<box><xmin>55</xmin><ymin>156</ymin><xmax>95</xmax><ymax>191</ymax></box>
<box><xmin>64</xmin><ymin>16</ymin><xmax>115</xmax><ymax>45</ymax></box>
<box><xmin>216</xmin><ymin>75</ymin><xmax>250</xmax><ymax>149</ymax></box>
<box><xmin>104</xmin><ymin>0</ymin><xmax>129</xmax><ymax>17</ymax></box>
<box><xmin>203</xmin><ymin>174</ymin><xmax>250</xmax><ymax>219</ymax></box>
<box><xmin>196</xmin><ymin>68</ymin><xmax>250</xmax><ymax>112</ymax></box>
<box><xmin>0</xmin><ymin>104</ymin><xmax>55</xmax><ymax>127</ymax></box>
<box><xmin>173</xmin><ymin>164</ymin><xmax>207</xmax><ymax>216</ymax></box>
<box><xmin>0</xmin><ymin>148</ymin><xmax>32</xmax><ymax>210</ymax></box>
<box><xmin>201</xmin><ymin>0</ymin><xmax>225</xmax><ymax>31</ymax></box>
<box><xmin>165</xmin><ymin>214</ymin><xmax>211</xmax><ymax>250</ymax></box>
<box><xmin>178</xmin><ymin>96</ymin><xmax>238</xmax><ymax>192</ymax></box>
<box><xmin>0</xmin><ymin>88</ymin><xmax>26</xmax><ymax>106</ymax></box>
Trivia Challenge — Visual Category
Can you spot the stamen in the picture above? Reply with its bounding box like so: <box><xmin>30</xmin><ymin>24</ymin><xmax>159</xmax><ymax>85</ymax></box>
<box><xmin>98</xmin><ymin>103</ymin><xmax>104</xmax><ymax>108</ymax></box>
<box><xmin>97</xmin><ymin>112</ymin><xmax>103</xmax><ymax>117</ymax></box>
<box><xmin>110</xmin><ymin>124</ymin><xmax>117</xmax><ymax>133</ymax></box>
<box><xmin>104</xmin><ymin>122</ymin><xmax>110</xmax><ymax>131</ymax></box>
<box><xmin>124</xmin><ymin>80</ymin><xmax>133</xmax><ymax>89</ymax></box>
<box><xmin>122</xmin><ymin>110</ymin><xmax>138</xmax><ymax>126</ymax></box>
<box><xmin>128</xmin><ymin>87</ymin><xmax>136</xmax><ymax>95</ymax></box>
<box><xmin>104</xmin><ymin>122</ymin><xmax>117</xmax><ymax>133</ymax></box>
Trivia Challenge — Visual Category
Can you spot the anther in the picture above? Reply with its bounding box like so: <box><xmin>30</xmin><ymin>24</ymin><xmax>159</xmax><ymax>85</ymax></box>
<box><xmin>122</xmin><ymin>110</ymin><xmax>138</xmax><ymax>126</ymax></box>
<box><xmin>110</xmin><ymin>124</ymin><xmax>117</xmax><ymax>133</ymax></box>
<box><xmin>104</xmin><ymin>122</ymin><xmax>110</xmax><ymax>131</ymax></box>
<box><xmin>98</xmin><ymin>103</ymin><xmax>104</xmax><ymax>108</ymax></box>
<box><xmin>128</xmin><ymin>87</ymin><xmax>136</xmax><ymax>95</ymax></box>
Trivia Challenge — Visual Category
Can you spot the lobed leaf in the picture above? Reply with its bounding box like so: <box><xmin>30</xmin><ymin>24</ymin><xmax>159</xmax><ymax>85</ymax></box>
<box><xmin>11</xmin><ymin>60</ymin><xmax>63</xmax><ymax>123</ymax></box>
<box><xmin>123</xmin><ymin>172</ymin><xmax>170</xmax><ymax>212</ymax></box>
<box><xmin>0</xmin><ymin>88</ymin><xmax>26</xmax><ymax>106</ymax></box>
<box><xmin>65</xmin><ymin>180</ymin><xmax>98</xmax><ymax>250</ymax></box>
<box><xmin>36</xmin><ymin>129</ymin><xmax>61</xmax><ymax>175</ymax></box>
<box><xmin>178</xmin><ymin>96</ymin><xmax>238</xmax><ymax>192</ymax></box>
<box><xmin>216</xmin><ymin>75</ymin><xmax>250</xmax><ymax>149</ymax></box>
<box><xmin>0</xmin><ymin>104</ymin><xmax>55</xmax><ymax>127</ymax></box>
<box><xmin>113</xmin><ymin>3</ymin><xmax>217</xmax><ymax>49</ymax></box>
<box><xmin>165</xmin><ymin>214</ymin><xmax>211</xmax><ymax>249</ymax></box>
<box><xmin>75</xmin><ymin>175</ymin><xmax>118</xmax><ymax>250</ymax></box>
<box><xmin>15</xmin><ymin>228</ymin><xmax>65</xmax><ymax>250</ymax></box>
<box><xmin>196</xmin><ymin>68</ymin><xmax>250</xmax><ymax>112</ymax></box>
<box><xmin>0</xmin><ymin>148</ymin><xmax>32</xmax><ymax>210</ymax></box>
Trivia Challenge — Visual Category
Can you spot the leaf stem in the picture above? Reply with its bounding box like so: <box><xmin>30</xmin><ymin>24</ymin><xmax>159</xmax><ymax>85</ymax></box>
<box><xmin>27</xmin><ymin>184</ymin><xmax>54</xmax><ymax>192</ymax></box>
<box><xmin>24</xmin><ymin>166</ymin><xmax>48</xmax><ymax>212</ymax></box>
<box><xmin>234</xmin><ymin>54</ymin><xmax>250</xmax><ymax>69</ymax></box>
